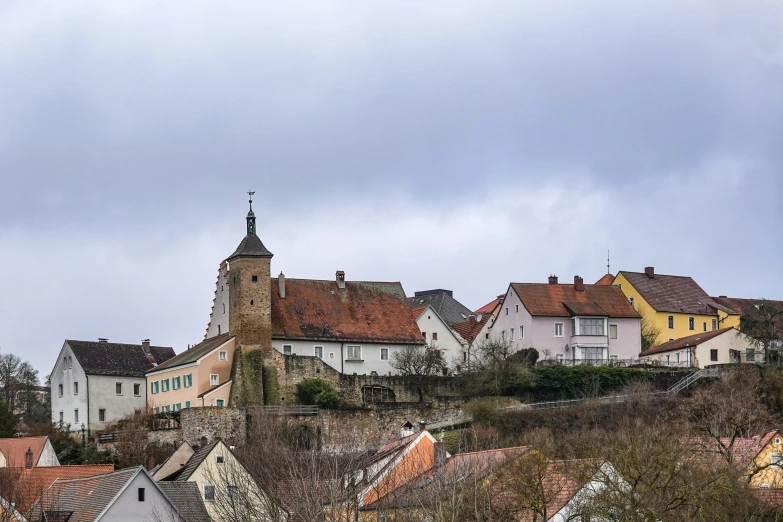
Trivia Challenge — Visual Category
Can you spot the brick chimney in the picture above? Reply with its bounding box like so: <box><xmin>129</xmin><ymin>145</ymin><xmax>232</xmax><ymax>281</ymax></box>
<box><xmin>434</xmin><ymin>440</ymin><xmax>447</xmax><ymax>468</ymax></box>
<box><xmin>278</xmin><ymin>272</ymin><xmax>286</xmax><ymax>299</ymax></box>
<box><xmin>548</xmin><ymin>275</ymin><xmax>559</xmax><ymax>284</ymax></box>
<box><xmin>468</xmin><ymin>314</ymin><xmax>477</xmax><ymax>326</ymax></box>
<box><xmin>574</xmin><ymin>276</ymin><xmax>584</xmax><ymax>292</ymax></box>
<box><xmin>336</xmin><ymin>271</ymin><xmax>346</xmax><ymax>290</ymax></box>
<box><xmin>25</xmin><ymin>447</ymin><xmax>33</xmax><ymax>469</ymax></box>
<box><xmin>497</xmin><ymin>294</ymin><xmax>505</xmax><ymax>304</ymax></box>
<box><xmin>141</xmin><ymin>339</ymin><xmax>156</xmax><ymax>365</ymax></box>
<box><xmin>418</xmin><ymin>420</ymin><xmax>426</xmax><ymax>432</ymax></box>
<box><xmin>645</xmin><ymin>266</ymin><xmax>655</xmax><ymax>278</ymax></box>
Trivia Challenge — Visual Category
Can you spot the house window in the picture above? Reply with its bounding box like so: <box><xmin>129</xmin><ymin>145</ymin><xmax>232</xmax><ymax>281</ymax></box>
<box><xmin>554</xmin><ymin>323</ymin><xmax>564</xmax><ymax>338</ymax></box>
<box><xmin>630</xmin><ymin>297</ymin><xmax>635</xmax><ymax>308</ymax></box>
<box><xmin>222</xmin><ymin>303</ymin><xmax>225</xmax><ymax>314</ymax></box>
<box><xmin>346</xmin><ymin>346</ymin><xmax>362</xmax><ymax>360</ymax></box>
<box><xmin>520</xmin><ymin>326</ymin><xmax>524</xmax><ymax>339</ymax></box>
<box><xmin>609</xmin><ymin>354</ymin><xmax>618</xmax><ymax>362</ymax></box>
<box><xmin>153</xmin><ymin>407</ymin><xmax>159</xmax><ymax>414</ymax></box>
<box><xmin>703</xmin><ymin>322</ymin><xmax>707</xmax><ymax>332</ymax></box>
<box><xmin>771</xmin><ymin>453</ymin><xmax>783</xmax><ymax>468</ymax></box>
<box><xmin>501</xmin><ymin>330</ymin><xmax>506</xmax><ymax>341</ymax></box>
<box><xmin>329</xmin><ymin>352</ymin><xmax>335</xmax><ymax>359</ymax></box>
<box><xmin>184</xmin><ymin>374</ymin><xmax>192</xmax><ymax>388</ymax></box>
<box><xmin>116</xmin><ymin>383</ymin><xmax>123</xmax><ymax>395</ymax></box>
<box><xmin>747</xmin><ymin>348</ymin><xmax>756</xmax><ymax>362</ymax></box>
<box><xmin>666</xmin><ymin>354</ymin><xmax>670</xmax><ymax>365</ymax></box>
<box><xmin>380</xmin><ymin>348</ymin><xmax>389</xmax><ymax>360</ymax></box>
<box><xmin>710</xmin><ymin>349</ymin><xmax>718</xmax><ymax>361</ymax></box>
<box><xmin>99</xmin><ymin>409</ymin><xmax>106</xmax><ymax>422</ymax></box>
<box><xmin>676</xmin><ymin>352</ymin><xmax>680</xmax><ymax>363</ymax></box>
<box><xmin>210</xmin><ymin>374</ymin><xmax>219</xmax><ymax>386</ymax></box>
<box><xmin>668</xmin><ymin>316</ymin><xmax>674</xmax><ymax>329</ymax></box>
<box><xmin>138</xmin><ymin>488</ymin><xmax>145</xmax><ymax>502</ymax></box>
<box><xmin>609</xmin><ymin>325</ymin><xmax>618</xmax><ymax>339</ymax></box>
<box><xmin>74</xmin><ymin>409</ymin><xmax>79</xmax><ymax>423</ymax></box>
<box><xmin>58</xmin><ymin>384</ymin><xmax>63</xmax><ymax>397</ymax></box>
<box><xmin>216</xmin><ymin>456</ymin><xmax>224</xmax><ymax>464</ymax></box>
<box><xmin>515</xmin><ymin>305</ymin><xmax>519</xmax><ymax>313</ymax></box>
<box><xmin>556</xmin><ymin>354</ymin><xmax>564</xmax><ymax>363</ymax></box>
<box><xmin>251</xmin><ymin>275</ymin><xmax>258</xmax><ymax>283</ymax></box>
<box><xmin>134</xmin><ymin>383</ymin><xmax>141</xmax><ymax>396</ymax></box>
<box><xmin>162</xmin><ymin>379</ymin><xmax>169</xmax><ymax>392</ymax></box>
<box><xmin>216</xmin><ymin>399</ymin><xmax>225</xmax><ymax>408</ymax></box>
<box><xmin>579</xmin><ymin>319</ymin><xmax>604</xmax><ymax>336</ymax></box>
<box><xmin>227</xmin><ymin>485</ymin><xmax>240</xmax><ymax>501</ymax></box>
<box><xmin>173</xmin><ymin>377</ymin><xmax>180</xmax><ymax>390</ymax></box>
<box><xmin>59</xmin><ymin>411</ymin><xmax>63</xmax><ymax>423</ymax></box>
<box><xmin>422</xmin><ymin>332</ymin><xmax>427</xmax><ymax>340</ymax></box>
<box><xmin>283</xmin><ymin>345</ymin><xmax>292</xmax><ymax>355</ymax></box>
<box><xmin>219</xmin><ymin>351</ymin><xmax>227</xmax><ymax>361</ymax></box>
<box><xmin>583</xmin><ymin>347</ymin><xmax>603</xmax><ymax>360</ymax></box>
<box><xmin>463</xmin><ymin>352</ymin><xmax>467</xmax><ymax>362</ymax></box>
<box><xmin>314</xmin><ymin>346</ymin><xmax>323</xmax><ymax>359</ymax></box>
<box><xmin>432</xmin><ymin>332</ymin><xmax>438</xmax><ymax>341</ymax></box>
<box><xmin>174</xmin><ymin>403</ymin><xmax>181</xmax><ymax>411</ymax></box>
<box><xmin>688</xmin><ymin>317</ymin><xmax>695</xmax><ymax>330</ymax></box>
<box><xmin>510</xmin><ymin>328</ymin><xmax>515</xmax><ymax>342</ymax></box>
<box><xmin>204</xmin><ymin>485</ymin><xmax>216</xmax><ymax>502</ymax></box>
<box><xmin>775</xmin><ymin>438</ymin><xmax>781</xmax><ymax>445</ymax></box>
<box><xmin>73</xmin><ymin>382</ymin><xmax>78</xmax><ymax>395</ymax></box>
<box><xmin>505</xmin><ymin>308</ymin><xmax>508</xmax><ymax>315</ymax></box>
<box><xmin>185</xmin><ymin>401</ymin><xmax>191</xmax><ymax>408</ymax></box>
<box><xmin>712</xmin><ymin>319</ymin><xmax>718</xmax><ymax>330</ymax></box>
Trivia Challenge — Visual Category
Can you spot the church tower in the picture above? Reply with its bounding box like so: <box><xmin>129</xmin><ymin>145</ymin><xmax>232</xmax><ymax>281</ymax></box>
<box><xmin>227</xmin><ymin>192</ymin><xmax>273</xmax><ymax>353</ymax></box>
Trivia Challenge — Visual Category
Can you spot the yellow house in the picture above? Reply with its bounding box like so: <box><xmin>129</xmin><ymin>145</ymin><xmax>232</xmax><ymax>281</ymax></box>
<box><xmin>145</xmin><ymin>333</ymin><xmax>235</xmax><ymax>413</ymax></box>
<box><xmin>613</xmin><ymin>267</ymin><xmax>739</xmax><ymax>346</ymax></box>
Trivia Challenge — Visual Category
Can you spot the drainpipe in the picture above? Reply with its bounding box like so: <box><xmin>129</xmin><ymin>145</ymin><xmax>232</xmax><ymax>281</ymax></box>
<box><xmin>340</xmin><ymin>342</ymin><xmax>345</xmax><ymax>374</ymax></box>
<box><xmin>85</xmin><ymin>375</ymin><xmax>90</xmax><ymax>439</ymax></box>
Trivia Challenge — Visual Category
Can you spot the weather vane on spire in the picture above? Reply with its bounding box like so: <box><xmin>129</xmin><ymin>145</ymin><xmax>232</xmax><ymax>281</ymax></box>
<box><xmin>248</xmin><ymin>190</ymin><xmax>255</xmax><ymax>212</ymax></box>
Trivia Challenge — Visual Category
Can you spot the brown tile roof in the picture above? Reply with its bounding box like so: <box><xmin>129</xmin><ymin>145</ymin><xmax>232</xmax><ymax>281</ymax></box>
<box><xmin>272</xmin><ymin>279</ymin><xmax>424</xmax><ymax>345</ymax></box>
<box><xmin>0</xmin><ymin>436</ymin><xmax>48</xmax><ymax>468</ymax></box>
<box><xmin>510</xmin><ymin>283</ymin><xmax>640</xmax><ymax>318</ymax></box>
<box><xmin>595</xmin><ymin>274</ymin><xmax>615</xmax><ymax>286</ymax></box>
<box><xmin>150</xmin><ymin>333</ymin><xmax>233</xmax><ymax>373</ymax></box>
<box><xmin>618</xmin><ymin>271</ymin><xmax>738</xmax><ymax>315</ymax></box>
<box><xmin>516</xmin><ymin>460</ymin><xmax>602</xmax><ymax>522</ymax></box>
<box><xmin>29</xmin><ymin>467</ymin><xmax>142</xmax><ymax>522</ymax></box>
<box><xmin>451</xmin><ymin>314</ymin><xmax>493</xmax><ymax>343</ymax></box>
<box><xmin>712</xmin><ymin>297</ymin><xmax>783</xmax><ymax>338</ymax></box>
<box><xmin>640</xmin><ymin>327</ymin><xmax>735</xmax><ymax>356</ymax></box>
<box><xmin>0</xmin><ymin>464</ymin><xmax>114</xmax><ymax>513</ymax></box>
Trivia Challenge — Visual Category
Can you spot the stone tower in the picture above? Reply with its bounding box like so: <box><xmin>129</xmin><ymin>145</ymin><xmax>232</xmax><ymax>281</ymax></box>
<box><xmin>227</xmin><ymin>193</ymin><xmax>273</xmax><ymax>354</ymax></box>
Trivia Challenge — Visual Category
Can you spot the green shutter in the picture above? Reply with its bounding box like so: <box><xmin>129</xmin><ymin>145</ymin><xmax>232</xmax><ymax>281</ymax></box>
<box><xmin>185</xmin><ymin>401</ymin><xmax>190</xmax><ymax>408</ymax></box>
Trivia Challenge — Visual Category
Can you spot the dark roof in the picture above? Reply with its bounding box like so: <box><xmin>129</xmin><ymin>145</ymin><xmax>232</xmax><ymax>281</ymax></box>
<box><xmin>640</xmin><ymin>327</ymin><xmax>736</xmax><ymax>356</ymax></box>
<box><xmin>29</xmin><ymin>467</ymin><xmax>141</xmax><ymax>522</ymax></box>
<box><xmin>272</xmin><ymin>279</ymin><xmax>424</xmax><ymax>345</ymax></box>
<box><xmin>67</xmin><ymin>341</ymin><xmax>175</xmax><ymax>378</ymax></box>
<box><xmin>407</xmin><ymin>290</ymin><xmax>473</xmax><ymax>326</ymax></box>
<box><xmin>227</xmin><ymin>233</ymin><xmax>273</xmax><ymax>260</ymax></box>
<box><xmin>149</xmin><ymin>333</ymin><xmax>233</xmax><ymax>373</ymax></box>
<box><xmin>158</xmin><ymin>482</ymin><xmax>211</xmax><ymax>522</ymax></box>
<box><xmin>510</xmin><ymin>283</ymin><xmax>640</xmax><ymax>318</ymax></box>
<box><xmin>712</xmin><ymin>297</ymin><xmax>783</xmax><ymax>339</ymax></box>
<box><xmin>619</xmin><ymin>271</ymin><xmax>738</xmax><ymax>315</ymax></box>
<box><xmin>169</xmin><ymin>440</ymin><xmax>221</xmax><ymax>482</ymax></box>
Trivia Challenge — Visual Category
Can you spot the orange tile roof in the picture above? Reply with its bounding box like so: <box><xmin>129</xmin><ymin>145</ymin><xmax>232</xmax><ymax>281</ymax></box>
<box><xmin>511</xmin><ymin>283</ymin><xmax>640</xmax><ymax>318</ymax></box>
<box><xmin>0</xmin><ymin>436</ymin><xmax>48</xmax><ymax>468</ymax></box>
<box><xmin>515</xmin><ymin>459</ymin><xmax>603</xmax><ymax>522</ymax></box>
<box><xmin>475</xmin><ymin>298</ymin><xmax>501</xmax><ymax>315</ymax></box>
<box><xmin>271</xmin><ymin>279</ymin><xmax>424</xmax><ymax>345</ymax></box>
<box><xmin>0</xmin><ymin>464</ymin><xmax>114</xmax><ymax>513</ymax></box>
<box><xmin>410</xmin><ymin>306</ymin><xmax>427</xmax><ymax>320</ymax></box>
<box><xmin>451</xmin><ymin>314</ymin><xmax>492</xmax><ymax>343</ymax></box>
<box><xmin>595</xmin><ymin>274</ymin><xmax>614</xmax><ymax>286</ymax></box>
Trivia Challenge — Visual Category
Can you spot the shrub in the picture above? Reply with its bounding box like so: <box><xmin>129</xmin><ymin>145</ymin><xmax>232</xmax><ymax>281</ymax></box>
<box><xmin>296</xmin><ymin>378</ymin><xmax>341</xmax><ymax>409</ymax></box>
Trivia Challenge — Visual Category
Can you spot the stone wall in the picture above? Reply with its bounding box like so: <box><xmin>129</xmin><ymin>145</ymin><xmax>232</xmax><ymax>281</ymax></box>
<box><xmin>179</xmin><ymin>406</ymin><xmax>247</xmax><ymax>447</ymax></box>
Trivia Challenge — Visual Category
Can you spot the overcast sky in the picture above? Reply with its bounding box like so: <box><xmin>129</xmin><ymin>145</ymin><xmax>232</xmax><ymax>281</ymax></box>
<box><xmin>1</xmin><ymin>1</ymin><xmax>781</xmax><ymax>376</ymax></box>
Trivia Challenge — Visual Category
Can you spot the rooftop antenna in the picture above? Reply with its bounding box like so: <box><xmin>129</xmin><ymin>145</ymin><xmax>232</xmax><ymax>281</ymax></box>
<box><xmin>607</xmin><ymin>249</ymin><xmax>610</xmax><ymax>275</ymax></box>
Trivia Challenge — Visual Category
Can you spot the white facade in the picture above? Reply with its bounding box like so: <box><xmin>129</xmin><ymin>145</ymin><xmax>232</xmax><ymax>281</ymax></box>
<box><xmin>414</xmin><ymin>305</ymin><xmax>467</xmax><ymax>369</ymax></box>
<box><xmin>205</xmin><ymin>262</ymin><xmax>230</xmax><ymax>339</ymax></box>
<box><xmin>640</xmin><ymin>328</ymin><xmax>757</xmax><ymax>368</ymax></box>
<box><xmin>550</xmin><ymin>462</ymin><xmax>625</xmax><ymax>522</ymax></box>
<box><xmin>50</xmin><ymin>341</ymin><xmax>148</xmax><ymax>432</ymax></box>
<box><xmin>271</xmin><ymin>339</ymin><xmax>413</xmax><ymax>375</ymax></box>
<box><xmin>102</xmin><ymin>470</ymin><xmax>187</xmax><ymax>522</ymax></box>
<box><xmin>490</xmin><ymin>287</ymin><xmax>642</xmax><ymax>362</ymax></box>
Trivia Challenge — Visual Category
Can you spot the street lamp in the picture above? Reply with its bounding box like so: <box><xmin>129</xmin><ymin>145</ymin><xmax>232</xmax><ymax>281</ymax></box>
<box><xmin>80</xmin><ymin>423</ymin><xmax>86</xmax><ymax>448</ymax></box>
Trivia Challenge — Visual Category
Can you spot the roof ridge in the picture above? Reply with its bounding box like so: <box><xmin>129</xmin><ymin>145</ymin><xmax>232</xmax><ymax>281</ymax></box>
<box><xmin>451</xmin><ymin>446</ymin><xmax>528</xmax><ymax>457</ymax></box>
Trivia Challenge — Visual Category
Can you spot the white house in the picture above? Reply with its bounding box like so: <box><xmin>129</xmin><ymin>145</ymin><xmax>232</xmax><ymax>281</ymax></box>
<box><xmin>639</xmin><ymin>327</ymin><xmax>758</xmax><ymax>368</ymax></box>
<box><xmin>490</xmin><ymin>276</ymin><xmax>642</xmax><ymax>364</ymax></box>
<box><xmin>0</xmin><ymin>436</ymin><xmax>59</xmax><ymax>467</ymax></box>
<box><xmin>411</xmin><ymin>305</ymin><xmax>467</xmax><ymax>369</ymax></box>
<box><xmin>50</xmin><ymin>339</ymin><xmax>175</xmax><ymax>433</ymax></box>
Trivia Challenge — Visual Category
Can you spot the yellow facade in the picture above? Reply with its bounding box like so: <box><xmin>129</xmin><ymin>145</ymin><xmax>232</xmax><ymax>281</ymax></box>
<box><xmin>146</xmin><ymin>337</ymin><xmax>235</xmax><ymax>412</ymax></box>
<box><xmin>749</xmin><ymin>432</ymin><xmax>783</xmax><ymax>488</ymax></box>
<box><xmin>613</xmin><ymin>273</ymin><xmax>739</xmax><ymax>346</ymax></box>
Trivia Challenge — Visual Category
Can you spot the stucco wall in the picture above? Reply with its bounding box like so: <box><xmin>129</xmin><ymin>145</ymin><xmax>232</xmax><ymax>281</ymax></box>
<box><xmin>415</xmin><ymin>307</ymin><xmax>466</xmax><ymax>368</ymax></box>
<box><xmin>38</xmin><ymin>440</ymin><xmax>60</xmax><ymax>467</ymax></box>
<box><xmin>102</xmin><ymin>471</ymin><xmax>185</xmax><ymax>522</ymax></box>
<box><xmin>88</xmin><ymin>374</ymin><xmax>147</xmax><ymax>430</ymax></box>
<box><xmin>205</xmin><ymin>263</ymin><xmax>230</xmax><ymax>339</ymax></box>
<box><xmin>50</xmin><ymin>341</ymin><xmax>89</xmax><ymax>429</ymax></box>
<box><xmin>271</xmin><ymin>339</ymin><xmax>415</xmax><ymax>376</ymax></box>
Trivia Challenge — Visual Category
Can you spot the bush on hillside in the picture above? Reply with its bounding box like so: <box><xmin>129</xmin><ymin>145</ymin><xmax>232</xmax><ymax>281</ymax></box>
<box><xmin>296</xmin><ymin>379</ymin><xmax>342</xmax><ymax>409</ymax></box>
<box><xmin>523</xmin><ymin>366</ymin><xmax>654</xmax><ymax>402</ymax></box>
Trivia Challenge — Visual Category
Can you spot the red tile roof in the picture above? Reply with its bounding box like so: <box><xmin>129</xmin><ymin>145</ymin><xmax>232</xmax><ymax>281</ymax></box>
<box><xmin>0</xmin><ymin>464</ymin><xmax>114</xmax><ymax>513</ymax></box>
<box><xmin>410</xmin><ymin>306</ymin><xmax>427</xmax><ymax>320</ymax></box>
<box><xmin>619</xmin><ymin>271</ymin><xmax>738</xmax><ymax>315</ymax></box>
<box><xmin>516</xmin><ymin>460</ymin><xmax>601</xmax><ymax>522</ymax></box>
<box><xmin>451</xmin><ymin>314</ymin><xmax>492</xmax><ymax>343</ymax></box>
<box><xmin>640</xmin><ymin>327</ymin><xmax>735</xmax><ymax>356</ymax></box>
<box><xmin>595</xmin><ymin>274</ymin><xmax>614</xmax><ymax>286</ymax></box>
<box><xmin>0</xmin><ymin>436</ymin><xmax>48</xmax><ymax>468</ymax></box>
<box><xmin>475</xmin><ymin>298</ymin><xmax>501</xmax><ymax>315</ymax></box>
<box><xmin>510</xmin><ymin>283</ymin><xmax>640</xmax><ymax>318</ymax></box>
<box><xmin>271</xmin><ymin>279</ymin><xmax>424</xmax><ymax>345</ymax></box>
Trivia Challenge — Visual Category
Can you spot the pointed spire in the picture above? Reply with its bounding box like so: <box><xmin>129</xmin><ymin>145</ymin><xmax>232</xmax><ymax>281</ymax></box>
<box><xmin>246</xmin><ymin>190</ymin><xmax>256</xmax><ymax>236</ymax></box>
<box><xmin>228</xmin><ymin>191</ymin><xmax>273</xmax><ymax>260</ymax></box>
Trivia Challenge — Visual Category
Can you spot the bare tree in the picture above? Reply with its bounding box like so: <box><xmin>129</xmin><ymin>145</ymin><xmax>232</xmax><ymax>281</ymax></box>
<box><xmin>639</xmin><ymin>310</ymin><xmax>661</xmax><ymax>352</ymax></box>
<box><xmin>390</xmin><ymin>345</ymin><xmax>446</xmax><ymax>401</ymax></box>
<box><xmin>463</xmin><ymin>339</ymin><xmax>533</xmax><ymax>396</ymax></box>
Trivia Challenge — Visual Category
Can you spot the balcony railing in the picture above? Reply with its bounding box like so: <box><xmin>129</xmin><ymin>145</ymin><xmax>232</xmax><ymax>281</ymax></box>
<box><xmin>538</xmin><ymin>358</ymin><xmax>642</xmax><ymax>367</ymax></box>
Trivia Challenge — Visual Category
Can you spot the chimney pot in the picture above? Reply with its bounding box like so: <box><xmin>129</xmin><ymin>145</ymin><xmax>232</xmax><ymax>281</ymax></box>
<box><xmin>278</xmin><ymin>272</ymin><xmax>286</xmax><ymax>299</ymax></box>
<box><xmin>645</xmin><ymin>266</ymin><xmax>655</xmax><ymax>278</ymax></box>
<box><xmin>418</xmin><ymin>420</ymin><xmax>426</xmax><ymax>432</ymax></box>
<box><xmin>25</xmin><ymin>447</ymin><xmax>33</xmax><ymax>469</ymax></box>
<box><xmin>336</xmin><ymin>271</ymin><xmax>346</xmax><ymax>290</ymax></box>
<box><xmin>574</xmin><ymin>275</ymin><xmax>584</xmax><ymax>292</ymax></box>
<box><xmin>548</xmin><ymin>275</ymin><xmax>559</xmax><ymax>285</ymax></box>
